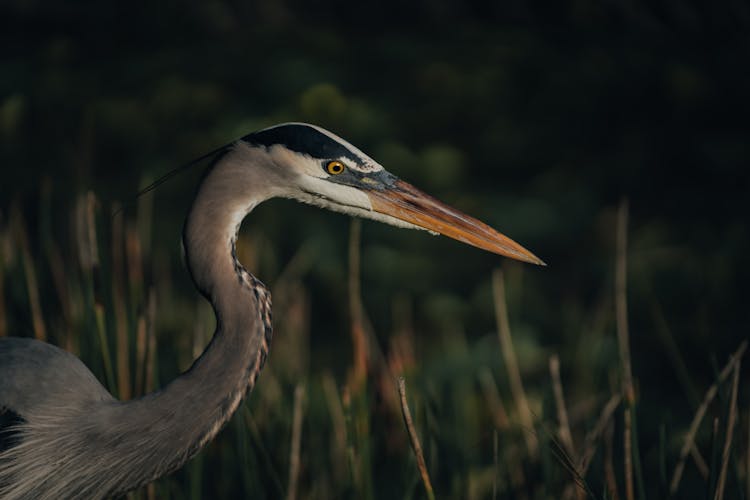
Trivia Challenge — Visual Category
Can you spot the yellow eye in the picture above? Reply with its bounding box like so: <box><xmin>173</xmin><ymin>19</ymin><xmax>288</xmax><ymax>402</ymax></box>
<box><xmin>326</xmin><ymin>161</ymin><xmax>345</xmax><ymax>175</ymax></box>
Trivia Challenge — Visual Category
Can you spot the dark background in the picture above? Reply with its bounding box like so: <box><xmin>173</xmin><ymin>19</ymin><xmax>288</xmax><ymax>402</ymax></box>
<box><xmin>1</xmin><ymin>1</ymin><xmax>748</xmax><ymax>498</ymax></box>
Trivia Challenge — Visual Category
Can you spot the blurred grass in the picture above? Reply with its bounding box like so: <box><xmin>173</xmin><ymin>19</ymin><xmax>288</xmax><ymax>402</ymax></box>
<box><xmin>0</xmin><ymin>189</ymin><xmax>747</xmax><ymax>498</ymax></box>
<box><xmin>1</xmin><ymin>2</ymin><xmax>749</xmax><ymax>498</ymax></box>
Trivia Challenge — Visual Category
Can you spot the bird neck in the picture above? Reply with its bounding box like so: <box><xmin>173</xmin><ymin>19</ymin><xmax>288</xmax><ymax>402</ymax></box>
<box><xmin>104</xmin><ymin>150</ymin><xmax>275</xmax><ymax>493</ymax></box>
<box><xmin>170</xmin><ymin>148</ymin><xmax>275</xmax><ymax>453</ymax></box>
<box><xmin>176</xmin><ymin>150</ymin><xmax>274</xmax><ymax>446</ymax></box>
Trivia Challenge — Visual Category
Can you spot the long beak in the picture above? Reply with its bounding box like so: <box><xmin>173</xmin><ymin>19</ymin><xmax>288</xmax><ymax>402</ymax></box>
<box><xmin>367</xmin><ymin>180</ymin><xmax>545</xmax><ymax>266</ymax></box>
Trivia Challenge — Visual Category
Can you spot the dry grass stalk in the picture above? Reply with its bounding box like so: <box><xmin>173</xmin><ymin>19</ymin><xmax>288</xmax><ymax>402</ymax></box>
<box><xmin>146</xmin><ymin>482</ymin><xmax>155</xmax><ymax>500</ymax></box>
<box><xmin>713</xmin><ymin>359</ymin><xmax>741</xmax><ymax>500</ymax></box>
<box><xmin>136</xmin><ymin>180</ymin><xmax>153</xmax><ymax>262</ymax></box>
<box><xmin>286</xmin><ymin>383</ymin><xmax>306</xmax><ymax>500</ymax></box>
<box><xmin>388</xmin><ymin>293</ymin><xmax>416</xmax><ymax>377</ymax></box>
<box><xmin>550</xmin><ymin>354</ymin><xmax>576</xmax><ymax>459</ymax></box>
<box><xmin>397</xmin><ymin>377</ymin><xmax>435</xmax><ymax>500</ymax></box>
<box><xmin>112</xmin><ymin>205</ymin><xmax>131</xmax><ymax>400</ymax></box>
<box><xmin>383</xmin><ymin>330</ymin><xmax>416</xmax><ymax>416</ymax></box>
<box><xmin>321</xmin><ymin>373</ymin><xmax>348</xmax><ymax>483</ymax></box>
<box><xmin>126</xmin><ymin>222</ymin><xmax>144</xmax><ymax>306</ymax></box>
<box><xmin>12</xmin><ymin>209</ymin><xmax>47</xmax><ymax>341</ymax></box>
<box><xmin>615</xmin><ymin>200</ymin><xmax>633</xmax><ymax>398</ymax></box>
<box><xmin>48</xmin><ymin>243</ymin><xmax>79</xmax><ymax>353</ymax></box>
<box><xmin>562</xmin><ymin>393</ymin><xmax>622</xmax><ymax>498</ymax></box>
<box><xmin>604</xmin><ymin>419</ymin><xmax>619</xmax><ymax>500</ymax></box>
<box><xmin>689</xmin><ymin>444</ymin><xmax>709</xmax><ymax>480</ymax></box>
<box><xmin>85</xmin><ymin>192</ymin><xmax>101</xmax><ymax>274</ymax></box>
<box><xmin>348</xmin><ymin>219</ymin><xmax>368</xmax><ymax>390</ymax></box>
<box><xmin>478</xmin><ymin>369</ymin><xmax>528</xmax><ymax>497</ymax></box>
<box><xmin>75</xmin><ymin>194</ymin><xmax>92</xmax><ymax>271</ymax></box>
<box><xmin>46</xmin><ymin>237</ymin><xmax>71</xmax><ymax>323</ymax></box>
<box><xmin>623</xmin><ymin>410</ymin><xmax>634</xmax><ymax>500</ymax></box>
<box><xmin>669</xmin><ymin>340</ymin><xmax>747</xmax><ymax>494</ymax></box>
<box><xmin>578</xmin><ymin>394</ymin><xmax>622</xmax><ymax>473</ymax></box>
<box><xmin>82</xmin><ymin>192</ymin><xmax>116</xmax><ymax>390</ymax></box>
<box><xmin>242</xmin><ymin>407</ymin><xmax>284</xmax><ymax>494</ymax></box>
<box><xmin>710</xmin><ymin>417</ymin><xmax>720</xmax><ymax>481</ymax></box>
<box><xmin>615</xmin><ymin>199</ymin><xmax>634</xmax><ymax>500</ymax></box>
<box><xmin>492</xmin><ymin>268</ymin><xmax>537</xmax><ymax>456</ymax></box>
<box><xmin>280</xmin><ymin>282</ymin><xmax>311</xmax><ymax>379</ymax></box>
<box><xmin>478</xmin><ymin>368</ymin><xmax>510</xmax><ymax>430</ymax></box>
<box><xmin>134</xmin><ymin>311</ymin><xmax>147</xmax><ymax>396</ymax></box>
<box><xmin>144</xmin><ymin>288</ymin><xmax>157</xmax><ymax>392</ymax></box>
<box><xmin>126</xmin><ymin>223</ymin><xmax>147</xmax><ymax>396</ymax></box>
<box><xmin>492</xmin><ymin>430</ymin><xmax>499</xmax><ymax>500</ymax></box>
<box><xmin>340</xmin><ymin>386</ymin><xmax>360</xmax><ymax>488</ymax></box>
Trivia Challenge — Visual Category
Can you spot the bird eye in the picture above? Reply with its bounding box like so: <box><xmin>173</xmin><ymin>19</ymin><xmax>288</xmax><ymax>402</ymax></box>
<box><xmin>325</xmin><ymin>161</ymin><xmax>345</xmax><ymax>175</ymax></box>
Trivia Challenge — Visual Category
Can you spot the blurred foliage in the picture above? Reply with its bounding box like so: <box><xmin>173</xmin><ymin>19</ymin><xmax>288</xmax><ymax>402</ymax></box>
<box><xmin>1</xmin><ymin>1</ymin><xmax>749</xmax><ymax>499</ymax></box>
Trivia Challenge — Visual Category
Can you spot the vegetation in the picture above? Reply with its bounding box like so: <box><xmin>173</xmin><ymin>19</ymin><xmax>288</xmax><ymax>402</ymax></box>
<box><xmin>1</xmin><ymin>2</ymin><xmax>748</xmax><ymax>498</ymax></box>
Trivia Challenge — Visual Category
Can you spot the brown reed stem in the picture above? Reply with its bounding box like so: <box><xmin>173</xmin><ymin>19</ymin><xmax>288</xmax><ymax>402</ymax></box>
<box><xmin>126</xmin><ymin>222</ymin><xmax>147</xmax><ymax>396</ymax></box>
<box><xmin>713</xmin><ymin>359</ymin><xmax>741</xmax><ymax>500</ymax></box>
<box><xmin>615</xmin><ymin>199</ymin><xmax>634</xmax><ymax>500</ymax></box>
<box><xmin>550</xmin><ymin>354</ymin><xmax>576</xmax><ymax>458</ymax></box>
<box><xmin>670</xmin><ymin>340</ymin><xmax>747</xmax><ymax>494</ymax></box>
<box><xmin>604</xmin><ymin>419</ymin><xmax>619</xmax><ymax>500</ymax></box>
<box><xmin>85</xmin><ymin>192</ymin><xmax>101</xmax><ymax>279</ymax></box>
<box><xmin>134</xmin><ymin>312</ymin><xmax>147</xmax><ymax>396</ymax></box>
<box><xmin>478</xmin><ymin>368</ymin><xmax>510</xmax><ymax>430</ymax></box>
<box><xmin>286</xmin><ymin>383</ymin><xmax>306</xmax><ymax>500</ymax></box>
<box><xmin>144</xmin><ymin>288</ymin><xmax>157</xmax><ymax>392</ymax></box>
<box><xmin>348</xmin><ymin>219</ymin><xmax>368</xmax><ymax>390</ymax></box>
<box><xmin>493</xmin><ymin>429</ymin><xmax>499</xmax><ymax>500</ymax></box>
<box><xmin>341</xmin><ymin>386</ymin><xmax>360</xmax><ymax>490</ymax></box>
<box><xmin>492</xmin><ymin>268</ymin><xmax>537</xmax><ymax>456</ymax></box>
<box><xmin>322</xmin><ymin>373</ymin><xmax>348</xmax><ymax>483</ymax></box>
<box><xmin>13</xmin><ymin>209</ymin><xmax>47</xmax><ymax>341</ymax></box>
<box><xmin>136</xmin><ymin>177</ymin><xmax>153</xmax><ymax>262</ymax></box>
<box><xmin>126</xmin><ymin>222</ymin><xmax>144</xmax><ymax>311</ymax></box>
<box><xmin>689</xmin><ymin>444</ymin><xmax>710</xmax><ymax>480</ymax></box>
<box><xmin>397</xmin><ymin>377</ymin><xmax>435</xmax><ymax>500</ymax></box>
<box><xmin>112</xmin><ymin>204</ymin><xmax>131</xmax><ymax>400</ymax></box>
<box><xmin>623</xmin><ymin>411</ymin><xmax>634</xmax><ymax>500</ymax></box>
<box><xmin>83</xmin><ymin>192</ymin><xmax>116</xmax><ymax>392</ymax></box>
<box><xmin>579</xmin><ymin>394</ymin><xmax>622</xmax><ymax>474</ymax></box>
<box><xmin>47</xmin><ymin>235</ymin><xmax>70</xmax><ymax>316</ymax></box>
<box><xmin>145</xmin><ymin>483</ymin><xmax>155</xmax><ymax>500</ymax></box>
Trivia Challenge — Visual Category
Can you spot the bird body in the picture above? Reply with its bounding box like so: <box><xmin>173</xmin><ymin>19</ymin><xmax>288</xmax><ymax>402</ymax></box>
<box><xmin>0</xmin><ymin>123</ymin><xmax>542</xmax><ymax>498</ymax></box>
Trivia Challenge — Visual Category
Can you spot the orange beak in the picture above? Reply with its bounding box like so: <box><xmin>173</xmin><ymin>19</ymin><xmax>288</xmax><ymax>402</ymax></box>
<box><xmin>367</xmin><ymin>179</ymin><xmax>545</xmax><ymax>266</ymax></box>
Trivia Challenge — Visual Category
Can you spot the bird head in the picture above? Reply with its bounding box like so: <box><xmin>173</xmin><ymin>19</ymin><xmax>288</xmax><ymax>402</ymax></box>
<box><xmin>237</xmin><ymin>123</ymin><xmax>544</xmax><ymax>265</ymax></box>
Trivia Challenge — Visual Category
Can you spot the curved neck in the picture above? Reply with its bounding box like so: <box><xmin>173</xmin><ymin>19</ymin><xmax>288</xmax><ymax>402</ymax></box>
<box><xmin>173</xmin><ymin>148</ymin><xmax>275</xmax><ymax>446</ymax></box>
<box><xmin>93</xmin><ymin>149</ymin><xmax>276</xmax><ymax>496</ymax></box>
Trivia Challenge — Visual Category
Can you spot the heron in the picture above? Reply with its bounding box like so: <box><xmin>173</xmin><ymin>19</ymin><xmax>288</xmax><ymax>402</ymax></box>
<box><xmin>0</xmin><ymin>123</ymin><xmax>543</xmax><ymax>499</ymax></box>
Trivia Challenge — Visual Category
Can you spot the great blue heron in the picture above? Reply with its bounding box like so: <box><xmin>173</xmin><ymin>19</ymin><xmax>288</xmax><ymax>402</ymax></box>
<box><xmin>0</xmin><ymin>123</ymin><xmax>543</xmax><ymax>499</ymax></box>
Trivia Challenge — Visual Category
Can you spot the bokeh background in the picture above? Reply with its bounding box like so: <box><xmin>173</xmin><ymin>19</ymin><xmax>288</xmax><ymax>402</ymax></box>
<box><xmin>1</xmin><ymin>1</ymin><xmax>748</xmax><ymax>499</ymax></box>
